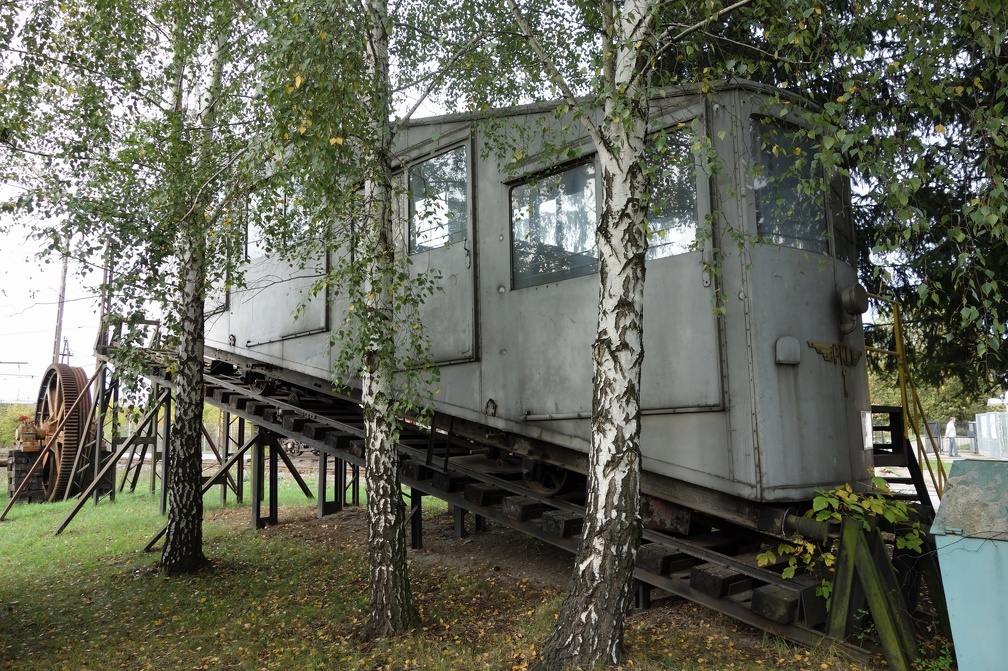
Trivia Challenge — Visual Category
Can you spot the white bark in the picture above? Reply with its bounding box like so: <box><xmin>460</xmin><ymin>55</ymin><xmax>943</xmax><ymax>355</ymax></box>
<box><xmin>533</xmin><ymin>1</ymin><xmax>654</xmax><ymax>667</ymax></box>
<box><xmin>360</xmin><ymin>0</ymin><xmax>418</xmax><ymax>636</ymax></box>
<box><xmin>161</xmin><ymin>21</ymin><xmax>227</xmax><ymax>576</ymax></box>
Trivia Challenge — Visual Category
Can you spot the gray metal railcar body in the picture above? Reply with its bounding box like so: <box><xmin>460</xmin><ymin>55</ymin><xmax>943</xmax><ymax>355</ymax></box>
<box><xmin>205</xmin><ymin>81</ymin><xmax>872</xmax><ymax>529</ymax></box>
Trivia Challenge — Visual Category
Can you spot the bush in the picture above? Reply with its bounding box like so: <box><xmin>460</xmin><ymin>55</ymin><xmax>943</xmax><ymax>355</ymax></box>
<box><xmin>0</xmin><ymin>403</ymin><xmax>36</xmax><ymax>448</ymax></box>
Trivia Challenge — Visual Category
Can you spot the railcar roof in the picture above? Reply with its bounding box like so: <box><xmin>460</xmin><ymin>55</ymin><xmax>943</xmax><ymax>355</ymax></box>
<box><xmin>402</xmin><ymin>78</ymin><xmax>815</xmax><ymax>129</ymax></box>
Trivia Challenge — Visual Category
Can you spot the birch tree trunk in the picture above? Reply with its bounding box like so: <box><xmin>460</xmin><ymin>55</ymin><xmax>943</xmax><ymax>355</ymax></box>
<box><xmin>360</xmin><ymin>0</ymin><xmax>418</xmax><ymax>636</ymax></box>
<box><xmin>161</xmin><ymin>205</ymin><xmax>209</xmax><ymax>576</ymax></box>
<box><xmin>161</xmin><ymin>22</ymin><xmax>227</xmax><ymax>576</ymax></box>
<box><xmin>532</xmin><ymin>2</ymin><xmax>652</xmax><ymax>668</ymax></box>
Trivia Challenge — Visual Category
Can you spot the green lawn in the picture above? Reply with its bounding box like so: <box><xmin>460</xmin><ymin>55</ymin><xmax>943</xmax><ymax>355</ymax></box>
<box><xmin>0</xmin><ymin>472</ymin><xmax>899</xmax><ymax>671</ymax></box>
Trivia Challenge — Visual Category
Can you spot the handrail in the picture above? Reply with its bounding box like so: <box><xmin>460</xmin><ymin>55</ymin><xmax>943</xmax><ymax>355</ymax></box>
<box><xmin>867</xmin><ymin>294</ymin><xmax>948</xmax><ymax>498</ymax></box>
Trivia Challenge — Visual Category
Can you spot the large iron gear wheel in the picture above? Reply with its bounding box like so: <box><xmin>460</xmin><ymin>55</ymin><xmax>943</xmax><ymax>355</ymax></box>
<box><xmin>35</xmin><ymin>364</ymin><xmax>92</xmax><ymax>502</ymax></box>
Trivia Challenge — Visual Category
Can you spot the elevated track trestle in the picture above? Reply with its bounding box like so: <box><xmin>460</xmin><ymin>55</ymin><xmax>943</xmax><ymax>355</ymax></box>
<box><xmin>175</xmin><ymin>367</ymin><xmax>935</xmax><ymax>667</ymax></box>
<box><xmin>52</xmin><ymin>361</ymin><xmax>936</xmax><ymax>670</ymax></box>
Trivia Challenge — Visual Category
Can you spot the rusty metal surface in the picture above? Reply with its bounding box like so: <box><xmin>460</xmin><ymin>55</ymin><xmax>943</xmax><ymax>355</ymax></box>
<box><xmin>35</xmin><ymin>364</ymin><xmax>93</xmax><ymax>502</ymax></box>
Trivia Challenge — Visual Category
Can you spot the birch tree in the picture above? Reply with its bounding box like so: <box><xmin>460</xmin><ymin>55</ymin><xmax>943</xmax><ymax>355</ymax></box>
<box><xmin>255</xmin><ymin>0</ymin><xmax>474</xmax><ymax>634</ymax></box>
<box><xmin>439</xmin><ymin>1</ymin><xmax>752</xmax><ymax>666</ymax></box>
<box><xmin>1</xmin><ymin>0</ymin><xmax>257</xmax><ymax>574</ymax></box>
<box><xmin>508</xmin><ymin>1</ymin><xmax>654</xmax><ymax>665</ymax></box>
<box><xmin>158</xmin><ymin>5</ymin><xmax>232</xmax><ymax>576</ymax></box>
<box><xmin>356</xmin><ymin>0</ymin><xmax>420</xmax><ymax>634</ymax></box>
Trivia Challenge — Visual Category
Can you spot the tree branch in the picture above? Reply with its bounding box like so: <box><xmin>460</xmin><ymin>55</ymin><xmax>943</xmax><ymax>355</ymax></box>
<box><xmin>392</xmin><ymin>32</ymin><xmax>486</xmax><ymax>131</ymax></box>
<box><xmin>651</xmin><ymin>0</ymin><xmax>754</xmax><ymax>69</ymax></box>
<box><xmin>502</xmin><ymin>0</ymin><xmax>600</xmax><ymax>141</ymax></box>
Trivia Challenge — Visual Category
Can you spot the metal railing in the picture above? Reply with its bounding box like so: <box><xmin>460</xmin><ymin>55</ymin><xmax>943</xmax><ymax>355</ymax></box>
<box><xmin>865</xmin><ymin>295</ymin><xmax>948</xmax><ymax>499</ymax></box>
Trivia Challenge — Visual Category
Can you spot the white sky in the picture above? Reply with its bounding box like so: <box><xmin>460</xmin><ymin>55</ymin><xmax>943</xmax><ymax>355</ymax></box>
<box><xmin>0</xmin><ymin>224</ymin><xmax>101</xmax><ymax>403</ymax></box>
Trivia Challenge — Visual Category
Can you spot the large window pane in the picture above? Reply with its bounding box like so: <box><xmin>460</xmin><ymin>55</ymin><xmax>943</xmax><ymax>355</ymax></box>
<box><xmin>647</xmin><ymin>129</ymin><xmax>698</xmax><ymax>260</ymax></box>
<box><xmin>751</xmin><ymin>117</ymin><xmax>828</xmax><ymax>254</ymax></box>
<box><xmin>511</xmin><ymin>162</ymin><xmax>597</xmax><ymax>289</ymax></box>
<box><xmin>831</xmin><ymin>174</ymin><xmax>855</xmax><ymax>264</ymax></box>
<box><xmin>409</xmin><ymin>145</ymin><xmax>469</xmax><ymax>253</ymax></box>
<box><xmin>245</xmin><ymin>190</ymin><xmax>308</xmax><ymax>260</ymax></box>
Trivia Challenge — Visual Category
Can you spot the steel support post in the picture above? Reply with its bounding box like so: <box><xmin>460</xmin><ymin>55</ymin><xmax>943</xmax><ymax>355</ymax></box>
<box><xmin>251</xmin><ymin>430</ymin><xmax>279</xmax><ymax>529</ymax></box>
<box><xmin>235</xmin><ymin>417</ymin><xmax>245</xmax><ymax>503</ymax></box>
<box><xmin>317</xmin><ymin>450</ymin><xmax>343</xmax><ymax>517</ymax></box>
<box><xmin>93</xmin><ymin>364</ymin><xmax>107</xmax><ymax>506</ymax></box>
<box><xmin>348</xmin><ymin>464</ymin><xmax>360</xmax><ymax>505</ymax></box>
<box><xmin>410</xmin><ymin>488</ymin><xmax>423</xmax><ymax>549</ymax></box>
<box><xmin>158</xmin><ymin>387</ymin><xmax>171</xmax><ymax>515</ymax></box>
<box><xmin>220</xmin><ymin>410</ymin><xmax>230</xmax><ymax>506</ymax></box>
<box><xmin>453</xmin><ymin>506</ymin><xmax>467</xmax><ymax>538</ymax></box>
<box><xmin>268</xmin><ymin>433</ymin><xmax>279</xmax><ymax>524</ymax></box>
<box><xmin>251</xmin><ymin>430</ymin><xmax>265</xmax><ymax>529</ymax></box>
<box><xmin>150</xmin><ymin>382</ymin><xmax>159</xmax><ymax>495</ymax></box>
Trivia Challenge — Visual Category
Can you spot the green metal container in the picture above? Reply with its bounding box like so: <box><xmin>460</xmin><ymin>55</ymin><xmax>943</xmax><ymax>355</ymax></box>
<box><xmin>930</xmin><ymin>459</ymin><xmax>1008</xmax><ymax>671</ymax></box>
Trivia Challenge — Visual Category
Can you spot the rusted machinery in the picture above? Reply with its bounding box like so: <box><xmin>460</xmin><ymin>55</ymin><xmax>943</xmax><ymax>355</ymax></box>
<box><xmin>34</xmin><ymin>363</ymin><xmax>94</xmax><ymax>501</ymax></box>
<box><xmin>5</xmin><ymin>363</ymin><xmax>111</xmax><ymax>504</ymax></box>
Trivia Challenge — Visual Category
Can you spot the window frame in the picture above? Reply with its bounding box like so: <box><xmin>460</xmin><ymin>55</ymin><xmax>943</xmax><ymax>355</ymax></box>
<box><xmin>509</xmin><ymin>157</ymin><xmax>600</xmax><ymax>290</ymax></box>
<box><xmin>406</xmin><ymin>143</ymin><xmax>471</xmax><ymax>255</ymax></box>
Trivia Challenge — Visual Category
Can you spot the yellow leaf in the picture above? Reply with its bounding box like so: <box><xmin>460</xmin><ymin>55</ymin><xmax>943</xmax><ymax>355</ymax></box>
<box><xmin>294</xmin><ymin>74</ymin><xmax>303</xmax><ymax>89</ymax></box>
<box><xmin>329</xmin><ymin>136</ymin><xmax>343</xmax><ymax>145</ymax></box>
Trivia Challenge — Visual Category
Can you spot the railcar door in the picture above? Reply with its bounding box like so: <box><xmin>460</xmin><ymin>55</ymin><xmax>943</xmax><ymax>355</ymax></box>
<box><xmin>640</xmin><ymin>124</ymin><xmax>722</xmax><ymax>412</ymax></box>
<box><xmin>404</xmin><ymin>140</ymin><xmax>477</xmax><ymax>363</ymax></box>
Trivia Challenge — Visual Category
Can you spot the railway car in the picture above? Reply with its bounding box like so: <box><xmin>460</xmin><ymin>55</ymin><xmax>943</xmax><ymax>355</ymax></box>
<box><xmin>204</xmin><ymin>80</ymin><xmax>872</xmax><ymax>533</ymax></box>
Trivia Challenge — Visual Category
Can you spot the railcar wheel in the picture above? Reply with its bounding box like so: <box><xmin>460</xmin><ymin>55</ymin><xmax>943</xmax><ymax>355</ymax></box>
<box><xmin>249</xmin><ymin>375</ymin><xmax>275</xmax><ymax>395</ymax></box>
<box><xmin>34</xmin><ymin>364</ymin><xmax>92</xmax><ymax>502</ymax></box>
<box><xmin>523</xmin><ymin>462</ymin><xmax>569</xmax><ymax>497</ymax></box>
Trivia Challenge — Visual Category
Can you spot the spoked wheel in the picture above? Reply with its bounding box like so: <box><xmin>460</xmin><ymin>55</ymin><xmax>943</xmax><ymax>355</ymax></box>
<box><xmin>35</xmin><ymin>364</ymin><xmax>92</xmax><ymax>502</ymax></box>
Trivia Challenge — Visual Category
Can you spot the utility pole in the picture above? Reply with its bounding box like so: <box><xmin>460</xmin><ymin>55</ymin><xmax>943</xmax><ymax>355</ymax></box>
<box><xmin>52</xmin><ymin>248</ymin><xmax>69</xmax><ymax>364</ymax></box>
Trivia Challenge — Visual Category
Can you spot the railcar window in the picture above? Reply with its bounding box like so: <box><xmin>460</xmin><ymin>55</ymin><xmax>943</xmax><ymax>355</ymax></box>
<box><xmin>751</xmin><ymin>117</ymin><xmax>828</xmax><ymax>255</ymax></box>
<box><xmin>409</xmin><ymin>146</ymin><xmax>469</xmax><ymax>254</ymax></box>
<box><xmin>647</xmin><ymin>130</ymin><xmax>698</xmax><ymax>260</ymax></box>
<box><xmin>831</xmin><ymin>174</ymin><xmax>855</xmax><ymax>265</ymax></box>
<box><xmin>246</xmin><ymin>218</ymin><xmax>267</xmax><ymax>260</ymax></box>
<box><xmin>245</xmin><ymin>190</ymin><xmax>306</xmax><ymax>260</ymax></box>
<box><xmin>511</xmin><ymin>162</ymin><xmax>598</xmax><ymax>289</ymax></box>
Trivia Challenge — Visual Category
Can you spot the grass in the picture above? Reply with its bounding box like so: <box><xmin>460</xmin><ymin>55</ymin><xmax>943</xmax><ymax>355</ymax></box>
<box><xmin>0</xmin><ymin>470</ymin><xmax>890</xmax><ymax>671</ymax></box>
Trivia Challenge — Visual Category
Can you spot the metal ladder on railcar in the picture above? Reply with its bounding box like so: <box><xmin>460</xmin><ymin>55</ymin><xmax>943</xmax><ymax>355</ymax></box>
<box><xmin>866</xmin><ymin>295</ymin><xmax>949</xmax><ymax>507</ymax></box>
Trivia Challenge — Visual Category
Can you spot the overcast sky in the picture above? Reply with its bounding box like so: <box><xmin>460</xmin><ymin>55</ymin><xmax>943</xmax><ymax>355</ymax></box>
<box><xmin>0</xmin><ymin>224</ymin><xmax>101</xmax><ymax>403</ymax></box>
